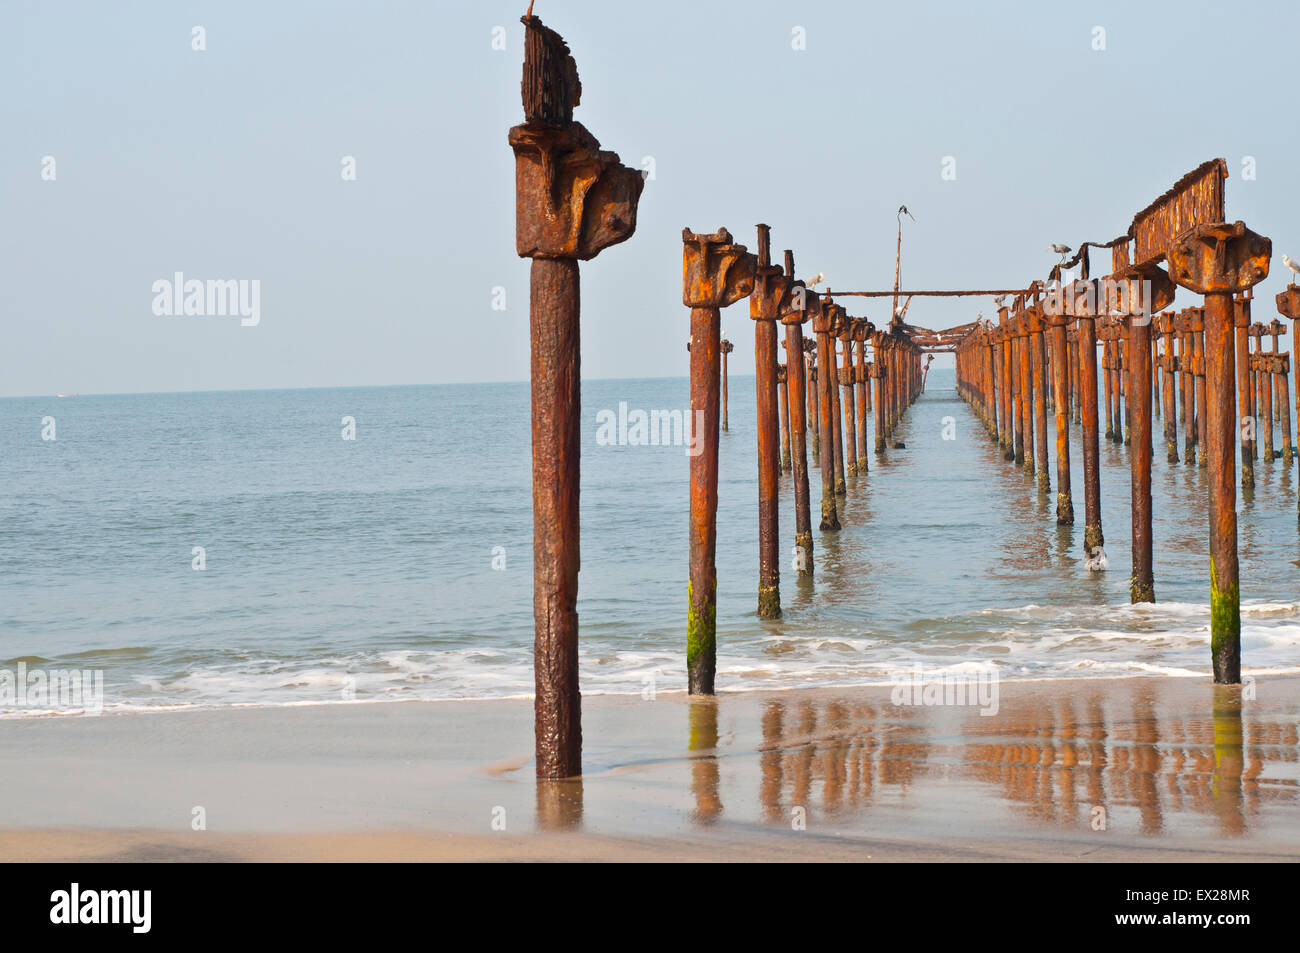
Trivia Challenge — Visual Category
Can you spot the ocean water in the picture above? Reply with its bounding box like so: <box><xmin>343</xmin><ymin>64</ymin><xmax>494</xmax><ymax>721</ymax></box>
<box><xmin>3</xmin><ymin>369</ymin><xmax>1300</xmax><ymax>717</ymax></box>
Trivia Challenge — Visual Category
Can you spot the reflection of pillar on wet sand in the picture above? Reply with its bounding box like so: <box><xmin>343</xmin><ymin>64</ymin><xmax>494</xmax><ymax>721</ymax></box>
<box><xmin>1211</xmin><ymin>685</ymin><xmax>1245</xmax><ymax>837</ymax></box>
<box><xmin>791</xmin><ymin>701</ymin><xmax>817</xmax><ymax>812</ymax></box>
<box><xmin>1131</xmin><ymin>692</ymin><xmax>1163</xmax><ymax>835</ymax></box>
<box><xmin>759</xmin><ymin>700</ymin><xmax>785</xmax><ymax>823</ymax></box>
<box><xmin>821</xmin><ymin>701</ymin><xmax>849</xmax><ymax>814</ymax></box>
<box><xmin>536</xmin><ymin>778</ymin><xmax>584</xmax><ymax>831</ymax></box>
<box><xmin>689</xmin><ymin>698</ymin><xmax>722</xmax><ymax>824</ymax></box>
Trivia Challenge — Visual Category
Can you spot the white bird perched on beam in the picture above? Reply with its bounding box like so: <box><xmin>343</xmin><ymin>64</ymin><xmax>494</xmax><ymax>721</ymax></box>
<box><xmin>806</xmin><ymin>272</ymin><xmax>826</xmax><ymax>288</ymax></box>
<box><xmin>993</xmin><ymin>294</ymin><xmax>1008</xmax><ymax>309</ymax></box>
<box><xmin>1047</xmin><ymin>243</ymin><xmax>1071</xmax><ymax>261</ymax></box>
<box><xmin>1283</xmin><ymin>254</ymin><xmax>1300</xmax><ymax>286</ymax></box>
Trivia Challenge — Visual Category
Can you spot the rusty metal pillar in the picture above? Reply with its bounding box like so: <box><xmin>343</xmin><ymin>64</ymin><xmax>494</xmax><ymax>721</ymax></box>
<box><xmin>1103</xmin><ymin>334</ymin><xmax>1115</xmax><ymax>442</ymax></box>
<box><xmin>721</xmin><ymin>338</ymin><xmax>732</xmax><ymax>432</ymax></box>
<box><xmin>1031</xmin><ymin>304</ymin><xmax>1050</xmax><ymax>493</ymax></box>
<box><xmin>1010</xmin><ymin>314</ymin><xmax>1025</xmax><ymax>466</ymax></box>
<box><xmin>684</xmin><ymin>228</ymin><xmax>754</xmax><ymax>695</ymax></box>
<box><xmin>1075</xmin><ymin>285</ymin><xmax>1105</xmax><ymax>568</ymax></box>
<box><xmin>750</xmin><ymin>225</ymin><xmax>789</xmax><ymax>620</ymax></box>
<box><xmin>1160</xmin><ymin>313</ymin><xmax>1179</xmax><ymax>463</ymax></box>
<box><xmin>1234</xmin><ymin>293</ymin><xmax>1255</xmax><ymax>488</ymax></box>
<box><xmin>1019</xmin><ymin>312</ymin><xmax>1035</xmax><ymax>475</ymax></box>
<box><xmin>1168</xmin><ymin>220</ymin><xmax>1271</xmax><ymax>684</ymax></box>
<box><xmin>1279</xmin><ymin>287</ymin><xmax>1300</xmax><ymax>491</ymax></box>
<box><xmin>872</xmin><ymin>329</ymin><xmax>887</xmax><ymax>455</ymax></box>
<box><xmin>814</xmin><ymin>295</ymin><xmax>841</xmax><ymax>530</ymax></box>
<box><xmin>511</xmin><ymin>13</ymin><xmax>644</xmax><ymax>776</ymax></box>
<box><xmin>826</xmin><ymin>303</ymin><xmax>847</xmax><ymax>493</ymax></box>
<box><xmin>1194</xmin><ymin>311</ymin><xmax>1208</xmax><ymax>468</ymax></box>
<box><xmin>1111</xmin><ymin>255</ymin><xmax>1174</xmax><ymax>604</ymax></box>
<box><xmin>853</xmin><ymin>320</ymin><xmax>870</xmax><ymax>473</ymax></box>
<box><xmin>1047</xmin><ymin>307</ymin><xmax>1074</xmax><ymax>524</ymax></box>
<box><xmin>780</xmin><ymin>253</ymin><xmax>815</xmax><ymax>577</ymax></box>
<box><xmin>804</xmin><ymin>340</ymin><xmax>819</xmax><ymax>463</ymax></box>
<box><xmin>1268</xmin><ymin>316</ymin><xmax>1294</xmax><ymax>466</ymax></box>
<box><xmin>838</xmin><ymin>319</ymin><xmax>857</xmax><ymax>478</ymax></box>
<box><xmin>1070</xmin><ymin>326</ymin><xmax>1081</xmax><ymax>424</ymax></box>
<box><xmin>1255</xmin><ymin>324</ymin><xmax>1274</xmax><ymax>462</ymax></box>
<box><xmin>777</xmin><ymin>360</ymin><xmax>792</xmax><ymax>473</ymax></box>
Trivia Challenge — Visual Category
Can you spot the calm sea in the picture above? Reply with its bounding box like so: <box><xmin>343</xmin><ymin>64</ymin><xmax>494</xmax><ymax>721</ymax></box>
<box><xmin>3</xmin><ymin>369</ymin><xmax>1299</xmax><ymax>716</ymax></box>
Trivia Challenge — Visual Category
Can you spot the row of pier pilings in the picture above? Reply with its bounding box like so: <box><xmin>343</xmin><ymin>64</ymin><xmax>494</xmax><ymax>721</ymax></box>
<box><xmin>954</xmin><ymin>227</ymin><xmax>1292</xmax><ymax>686</ymax></box>
<box><xmin>684</xmin><ymin>225</ymin><xmax>924</xmax><ymax>695</ymax></box>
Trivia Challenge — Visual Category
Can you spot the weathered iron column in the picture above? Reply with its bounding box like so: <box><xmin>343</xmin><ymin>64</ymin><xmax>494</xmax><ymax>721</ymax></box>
<box><xmin>1235</xmin><ymin>293</ymin><xmax>1255</xmax><ymax>488</ymax></box>
<box><xmin>1073</xmin><ymin>281</ymin><xmax>1105</xmax><ymax>568</ymax></box>
<box><xmin>780</xmin><ymin>254</ymin><xmax>816</xmax><ymax>577</ymax></box>
<box><xmin>1019</xmin><ymin>311</ymin><xmax>1035</xmax><ymax>475</ymax></box>
<box><xmin>1279</xmin><ymin>287</ymin><xmax>1300</xmax><ymax>501</ymax></box>
<box><xmin>1253</xmin><ymin>323</ymin><xmax>1273</xmax><ymax>461</ymax></box>
<box><xmin>683</xmin><ymin>228</ymin><xmax>755</xmax><ymax>695</ymax></box>
<box><xmin>777</xmin><ymin>360</ymin><xmax>792</xmax><ymax>472</ymax></box>
<box><xmin>804</xmin><ymin>340</ymin><xmax>819</xmax><ymax>461</ymax></box>
<box><xmin>1030</xmin><ymin>303</ymin><xmax>1050</xmax><ymax>493</ymax></box>
<box><xmin>720</xmin><ymin>337</ymin><xmax>733</xmax><ymax>432</ymax></box>
<box><xmin>827</xmin><ymin>303</ymin><xmax>848</xmax><ymax>493</ymax></box>
<box><xmin>751</xmin><ymin>225</ymin><xmax>790</xmax><ymax>620</ymax></box>
<box><xmin>1168</xmin><ymin>221</ymin><xmax>1271</xmax><ymax>683</ymax></box>
<box><xmin>1046</xmin><ymin>306</ymin><xmax>1074</xmax><ymax>524</ymax></box>
<box><xmin>838</xmin><ymin>319</ymin><xmax>858</xmax><ymax>477</ymax></box>
<box><xmin>1111</xmin><ymin>255</ymin><xmax>1175</xmax><ymax>604</ymax></box>
<box><xmin>1159</xmin><ymin>313</ymin><xmax>1179</xmax><ymax>463</ymax></box>
<box><xmin>1268</xmin><ymin>314</ymin><xmax>1294</xmax><ymax>467</ymax></box>
<box><xmin>510</xmin><ymin>14</ymin><xmax>644</xmax><ymax>776</ymax></box>
<box><xmin>814</xmin><ymin>294</ymin><xmax>841</xmax><ymax>530</ymax></box>
<box><xmin>872</xmin><ymin>328</ymin><xmax>888</xmax><ymax>454</ymax></box>
<box><xmin>852</xmin><ymin>320</ymin><xmax>871</xmax><ymax>473</ymax></box>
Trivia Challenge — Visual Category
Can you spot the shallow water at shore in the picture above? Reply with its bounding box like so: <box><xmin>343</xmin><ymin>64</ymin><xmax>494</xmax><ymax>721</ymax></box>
<box><xmin>3</xmin><ymin>370</ymin><xmax>1300</xmax><ymax>716</ymax></box>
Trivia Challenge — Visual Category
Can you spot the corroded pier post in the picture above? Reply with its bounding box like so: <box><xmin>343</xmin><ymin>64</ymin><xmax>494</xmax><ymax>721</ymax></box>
<box><xmin>751</xmin><ymin>225</ymin><xmax>790</xmax><ymax>620</ymax></box>
<box><xmin>1159</xmin><ymin>312</ymin><xmax>1179</xmax><ymax>463</ymax></box>
<box><xmin>1235</xmin><ymin>293</ymin><xmax>1255</xmax><ymax>488</ymax></box>
<box><xmin>872</xmin><ymin>327</ymin><xmax>889</xmax><ymax>454</ymax></box>
<box><xmin>1168</xmin><ymin>220</ymin><xmax>1270</xmax><ymax>683</ymax></box>
<box><xmin>1017</xmin><ymin>310</ymin><xmax>1034</xmax><ymax>472</ymax></box>
<box><xmin>804</xmin><ymin>339</ymin><xmax>819</xmax><ymax>461</ymax></box>
<box><xmin>852</xmin><ymin>319</ymin><xmax>871</xmax><ymax>473</ymax></box>
<box><xmin>777</xmin><ymin>359</ymin><xmax>792</xmax><ymax>472</ymax></box>
<box><xmin>1046</xmin><ymin>303</ymin><xmax>1074</xmax><ymax>524</ymax></box>
<box><xmin>511</xmin><ymin>14</ymin><xmax>644</xmax><ymax>776</ymax></box>
<box><xmin>1252</xmin><ymin>322</ymin><xmax>1273</xmax><ymax>461</ymax></box>
<box><xmin>1073</xmin><ymin>281</ymin><xmax>1105</xmax><ymax>568</ymax></box>
<box><xmin>1110</xmin><ymin>253</ymin><xmax>1175</xmax><ymax>604</ymax></box>
<box><xmin>683</xmin><ymin>228</ymin><xmax>754</xmax><ymax>695</ymax></box>
<box><xmin>827</xmin><ymin>302</ymin><xmax>848</xmax><ymax>493</ymax></box>
<box><xmin>1267</xmin><ymin>314</ymin><xmax>1294</xmax><ymax>467</ymax></box>
<box><xmin>814</xmin><ymin>294</ymin><xmax>841</xmax><ymax>530</ymax></box>
<box><xmin>1029</xmin><ymin>302</ymin><xmax>1049</xmax><ymax>493</ymax></box>
<box><xmin>780</xmin><ymin>252</ymin><xmax>816</xmax><ymax>576</ymax></box>
<box><xmin>838</xmin><ymin>317</ymin><xmax>858</xmax><ymax>477</ymax></box>
<box><xmin>720</xmin><ymin>337</ymin><xmax>733</xmax><ymax>432</ymax></box>
<box><xmin>1278</xmin><ymin>286</ymin><xmax>1300</xmax><ymax>504</ymax></box>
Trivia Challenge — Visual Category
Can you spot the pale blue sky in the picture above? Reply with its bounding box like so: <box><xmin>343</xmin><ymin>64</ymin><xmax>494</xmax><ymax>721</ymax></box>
<box><xmin>4</xmin><ymin>0</ymin><xmax>1298</xmax><ymax>396</ymax></box>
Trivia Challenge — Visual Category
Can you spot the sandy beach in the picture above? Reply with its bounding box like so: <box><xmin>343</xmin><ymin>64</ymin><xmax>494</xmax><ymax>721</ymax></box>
<box><xmin>2</xmin><ymin>675</ymin><xmax>1297</xmax><ymax>862</ymax></box>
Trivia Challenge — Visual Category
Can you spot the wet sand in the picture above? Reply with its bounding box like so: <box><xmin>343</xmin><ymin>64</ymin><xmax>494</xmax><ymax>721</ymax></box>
<box><xmin>2</xmin><ymin>676</ymin><xmax>1298</xmax><ymax>861</ymax></box>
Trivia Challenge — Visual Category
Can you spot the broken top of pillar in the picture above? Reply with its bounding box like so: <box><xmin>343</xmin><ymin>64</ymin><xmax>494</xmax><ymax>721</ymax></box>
<box><xmin>510</xmin><ymin>16</ymin><xmax>643</xmax><ymax>260</ymax></box>
<box><xmin>1277</xmin><ymin>287</ymin><xmax>1300</xmax><ymax>321</ymax></box>
<box><xmin>750</xmin><ymin>226</ymin><xmax>791</xmax><ymax>322</ymax></box>
<box><xmin>815</xmin><ymin>298</ymin><xmax>844</xmax><ymax>336</ymax></box>
<box><xmin>779</xmin><ymin>278</ymin><xmax>820</xmax><ymax>326</ymax></box>
<box><xmin>1167</xmin><ymin>221</ymin><xmax>1270</xmax><ymax>295</ymax></box>
<box><xmin>682</xmin><ymin>228</ymin><xmax>756</xmax><ymax>308</ymax></box>
<box><xmin>1106</xmin><ymin>260</ymin><xmax>1177</xmax><ymax>321</ymax></box>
